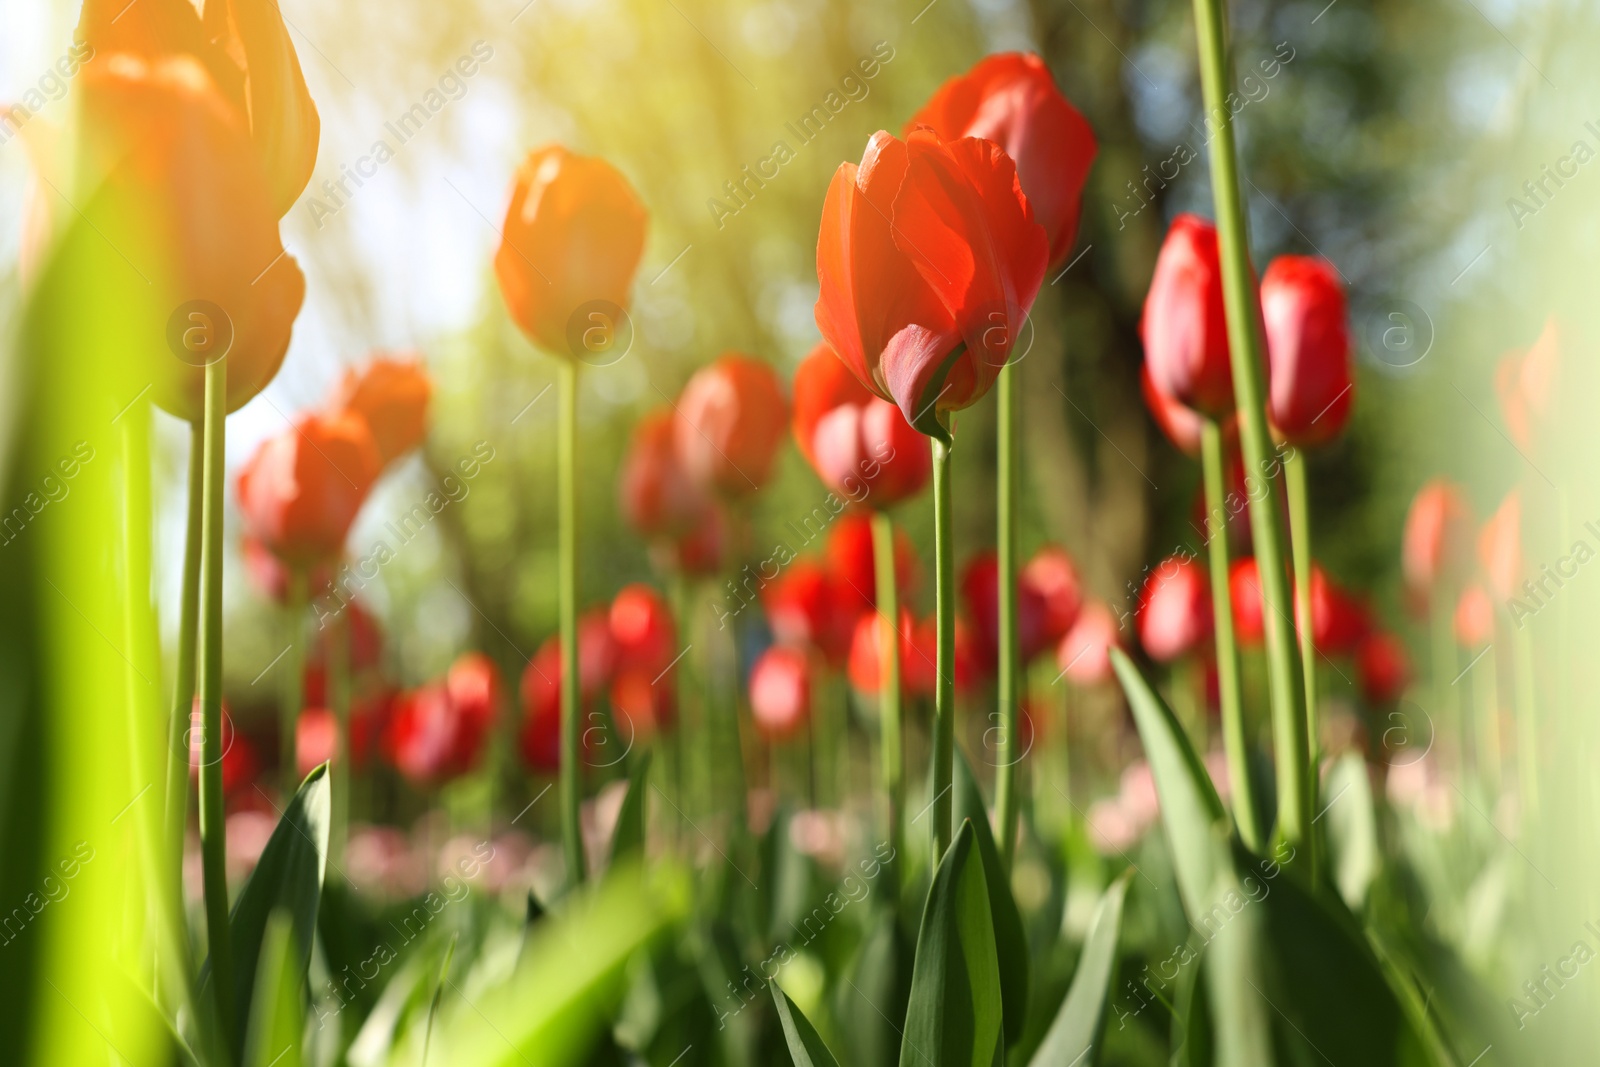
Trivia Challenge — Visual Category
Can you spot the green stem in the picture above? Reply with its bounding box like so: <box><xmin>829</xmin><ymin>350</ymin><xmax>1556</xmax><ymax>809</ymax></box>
<box><xmin>1513</xmin><ymin>622</ymin><xmax>1538</xmax><ymax>820</ymax></box>
<box><xmin>280</xmin><ymin>572</ymin><xmax>307</xmax><ymax>796</ymax></box>
<box><xmin>931</xmin><ymin>436</ymin><xmax>956</xmax><ymax>865</ymax></box>
<box><xmin>871</xmin><ymin>509</ymin><xmax>904</xmax><ymax>901</ymax></box>
<box><xmin>1201</xmin><ymin>418</ymin><xmax>1259</xmax><ymax>850</ymax></box>
<box><xmin>328</xmin><ymin>607</ymin><xmax>351</xmax><ymax>868</ymax></box>
<box><xmin>557</xmin><ymin>358</ymin><xmax>586</xmax><ymax>887</ymax></box>
<box><xmin>197</xmin><ymin>358</ymin><xmax>234</xmax><ymax>1046</ymax></box>
<box><xmin>165</xmin><ymin>422</ymin><xmax>203</xmax><ymax>873</ymax></box>
<box><xmin>995</xmin><ymin>362</ymin><xmax>1021</xmax><ymax>871</ymax></box>
<box><xmin>1189</xmin><ymin>0</ymin><xmax>1311</xmax><ymax>859</ymax></box>
<box><xmin>1284</xmin><ymin>450</ymin><xmax>1319</xmax><ymax>779</ymax></box>
<box><xmin>1427</xmin><ymin>590</ymin><xmax>1459</xmax><ymax>771</ymax></box>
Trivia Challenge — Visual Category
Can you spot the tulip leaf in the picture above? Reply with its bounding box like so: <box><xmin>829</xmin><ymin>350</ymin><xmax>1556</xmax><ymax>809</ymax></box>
<box><xmin>772</xmin><ymin>981</ymin><xmax>843</xmax><ymax>1067</ymax></box>
<box><xmin>242</xmin><ymin>910</ymin><xmax>304</xmax><ymax>1067</ymax></box>
<box><xmin>609</xmin><ymin>749</ymin><xmax>652</xmax><ymax>867</ymax></box>
<box><xmin>1198</xmin><ymin>834</ymin><xmax>1275</xmax><ymax>1067</ymax></box>
<box><xmin>952</xmin><ymin>748</ymin><xmax>1030</xmax><ymax>1045</ymax></box>
<box><xmin>1109</xmin><ymin>649</ymin><xmax>1228</xmax><ymax>918</ymax></box>
<box><xmin>1027</xmin><ymin>869</ymin><xmax>1131</xmax><ymax>1067</ymax></box>
<box><xmin>900</xmin><ymin>819</ymin><xmax>1003</xmax><ymax>1067</ymax></box>
<box><xmin>1321</xmin><ymin>752</ymin><xmax>1379</xmax><ymax>912</ymax></box>
<box><xmin>202</xmin><ymin>762</ymin><xmax>329</xmax><ymax>1062</ymax></box>
<box><xmin>834</xmin><ymin>906</ymin><xmax>911</xmax><ymax>1067</ymax></box>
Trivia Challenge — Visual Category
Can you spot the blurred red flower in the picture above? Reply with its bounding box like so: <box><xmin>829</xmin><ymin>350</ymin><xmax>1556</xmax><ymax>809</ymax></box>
<box><xmin>847</xmin><ymin>609</ymin><xmax>915</xmax><ymax>695</ymax></box>
<box><xmin>1230</xmin><ymin>558</ymin><xmax>1265</xmax><ymax>646</ymax></box>
<box><xmin>1307</xmin><ymin>566</ymin><xmax>1369</xmax><ymax>654</ymax></box>
<box><xmin>296</xmin><ymin>707</ymin><xmax>337</xmax><ymax>780</ymax></box>
<box><xmin>1478</xmin><ymin>490</ymin><xmax>1522</xmax><ymax>601</ymax></box>
<box><xmin>1261</xmin><ymin>256</ymin><xmax>1353</xmax><ymax>446</ymax></box>
<box><xmin>1402</xmin><ymin>479</ymin><xmax>1474</xmax><ymax>596</ymax></box>
<box><xmin>814</xmin><ymin>128</ymin><xmax>1048</xmax><ymax>435</ymax></box>
<box><xmin>825</xmin><ymin>512</ymin><xmax>920</xmax><ymax>613</ymax></box>
<box><xmin>1494</xmin><ymin>318</ymin><xmax>1559</xmax><ymax>454</ymax></box>
<box><xmin>960</xmin><ymin>548</ymin><xmax>1059</xmax><ymax>669</ymax></box>
<box><xmin>761</xmin><ymin>559</ymin><xmax>856</xmax><ymax>666</ymax></box>
<box><xmin>518</xmin><ymin>611</ymin><xmax>616</xmax><ymax>772</ymax></box>
<box><xmin>621</xmin><ymin>409</ymin><xmax>709</xmax><ymax>540</ymax></box>
<box><xmin>674</xmin><ymin>354</ymin><xmax>789</xmax><ymax>497</ymax></box>
<box><xmin>908</xmin><ymin>52</ymin><xmax>1096</xmax><ymax>268</ymax></box>
<box><xmin>1141</xmin><ymin>215</ymin><xmax>1235</xmax><ymax>418</ymax></box>
<box><xmin>750</xmin><ymin>646</ymin><xmax>813</xmax><ymax>741</ymax></box>
<box><xmin>1056</xmin><ymin>600</ymin><xmax>1120</xmax><ymax>687</ymax></box>
<box><xmin>610</xmin><ymin>584</ymin><xmax>678</xmax><ymax>678</ymax></box>
<box><xmin>1023</xmin><ymin>545</ymin><xmax>1084</xmax><ymax>647</ymax></box>
<box><xmin>332</xmin><ymin>356</ymin><xmax>432</xmax><ymax>468</ymax></box>
<box><xmin>906</xmin><ymin>614</ymin><xmax>981</xmax><ymax>697</ymax></box>
<box><xmin>1357</xmin><ymin>632</ymin><xmax>1409</xmax><ymax>705</ymax></box>
<box><xmin>1137</xmin><ymin>556</ymin><xmax>1212</xmax><ymax>662</ymax></box>
<box><xmin>494</xmin><ymin>145</ymin><xmax>647</xmax><ymax>355</ymax></box>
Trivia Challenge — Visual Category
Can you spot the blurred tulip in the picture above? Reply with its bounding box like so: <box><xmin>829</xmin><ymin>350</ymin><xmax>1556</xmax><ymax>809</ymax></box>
<box><xmin>750</xmin><ymin>646</ymin><xmax>813</xmax><ymax>741</ymax></box>
<box><xmin>1137</xmin><ymin>556</ymin><xmax>1212</xmax><ymax>662</ymax></box>
<box><xmin>610</xmin><ymin>668</ymin><xmax>675</xmax><ymax>747</ymax></box>
<box><xmin>1402</xmin><ymin>479</ymin><xmax>1474</xmax><ymax>595</ymax></box>
<box><xmin>1478</xmin><ymin>490</ymin><xmax>1521</xmax><ymax>601</ymax></box>
<box><xmin>961</xmin><ymin>549</ymin><xmax>1052</xmax><ymax>669</ymax></box>
<box><xmin>761</xmin><ymin>559</ymin><xmax>856</xmax><ymax>666</ymax></box>
<box><xmin>446</xmin><ymin>652</ymin><xmax>502</xmax><ymax>750</ymax></box>
<box><xmin>906</xmin><ymin>614</ymin><xmax>980</xmax><ymax>697</ymax></box>
<box><xmin>610</xmin><ymin>584</ymin><xmax>678</xmax><ymax>677</ymax></box>
<box><xmin>77</xmin><ymin>0</ymin><xmax>321</xmax><ymax>215</ymax></box>
<box><xmin>1141</xmin><ymin>215</ymin><xmax>1235</xmax><ymax>417</ymax></box>
<box><xmin>307</xmin><ymin>599</ymin><xmax>384</xmax><ymax>678</ymax></box>
<box><xmin>814</xmin><ymin>128</ymin><xmax>1049</xmax><ymax>437</ymax></box>
<box><xmin>674</xmin><ymin>354</ymin><xmax>789</xmax><ymax>496</ymax></box>
<box><xmin>296</xmin><ymin>707</ymin><xmax>337</xmax><ymax>779</ymax></box>
<box><xmin>621</xmin><ymin>409</ymin><xmax>711</xmax><ymax>540</ymax></box>
<box><xmin>1308</xmin><ymin>566</ymin><xmax>1368</xmax><ymax>654</ymax></box>
<box><xmin>1056</xmin><ymin>601</ymin><xmax>1120</xmax><ymax>687</ymax></box>
<box><xmin>236</xmin><ymin>410</ymin><xmax>382</xmax><ymax>567</ymax></box>
<box><xmin>386</xmin><ymin>684</ymin><xmax>461</xmax><ymax>784</ymax></box>
<box><xmin>825</xmin><ymin>512</ymin><xmax>919</xmax><ymax>612</ymax></box>
<box><xmin>1022</xmin><ymin>545</ymin><xmax>1083</xmax><ymax>646</ymax></box>
<box><xmin>1357</xmin><ymin>632</ymin><xmax>1409</xmax><ymax>705</ymax></box>
<box><xmin>1261</xmin><ymin>256</ymin><xmax>1353</xmax><ymax>447</ymax></box>
<box><xmin>1230</xmin><ymin>558</ymin><xmax>1265</xmax><ymax>646</ymax></box>
<box><xmin>494</xmin><ymin>145</ymin><xmax>648</xmax><ymax>355</ymax></box>
<box><xmin>188</xmin><ymin>699</ymin><xmax>255</xmax><ymax>794</ymax></box>
<box><xmin>792</xmin><ymin>342</ymin><xmax>875</xmax><ymax>469</ymax></box>
<box><xmin>812</xmin><ymin>395</ymin><xmax>932</xmax><ymax>507</ymax></box>
<box><xmin>1455</xmin><ymin>584</ymin><xmax>1494</xmax><ymax>649</ymax></box>
<box><xmin>332</xmin><ymin>356</ymin><xmax>431</xmax><ymax>467</ymax></box>
<box><xmin>71</xmin><ymin>57</ymin><xmax>306</xmax><ymax>421</ymax></box>
<box><xmin>242</xmin><ymin>532</ymin><xmax>330</xmax><ymax>603</ymax></box>
<box><xmin>1494</xmin><ymin>318</ymin><xmax>1558</xmax><ymax>454</ymax></box>
<box><xmin>1143</xmin><ymin>364</ymin><xmax>1215</xmax><ymax>457</ymax></box>
<box><xmin>658</xmin><ymin>503</ymin><xmax>729</xmax><ymax>577</ymax></box>
<box><xmin>847</xmin><ymin>609</ymin><xmax>915</xmax><ymax>694</ymax></box>
<box><xmin>908</xmin><ymin>52</ymin><xmax>1096</xmax><ymax>267</ymax></box>
<box><xmin>518</xmin><ymin>611</ymin><xmax>617</xmax><ymax>772</ymax></box>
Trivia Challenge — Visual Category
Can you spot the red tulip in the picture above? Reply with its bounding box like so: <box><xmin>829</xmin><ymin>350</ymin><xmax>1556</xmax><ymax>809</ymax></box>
<box><xmin>908</xmin><ymin>52</ymin><xmax>1097</xmax><ymax>268</ymax></box>
<box><xmin>1230</xmin><ymin>558</ymin><xmax>1265</xmax><ymax>646</ymax></box>
<box><xmin>332</xmin><ymin>356</ymin><xmax>431</xmax><ymax>467</ymax></box>
<box><xmin>656</xmin><ymin>503</ymin><xmax>730</xmax><ymax>578</ymax></box>
<box><xmin>621</xmin><ymin>409</ymin><xmax>711</xmax><ymax>539</ymax></box>
<box><xmin>750</xmin><ymin>646</ymin><xmax>812</xmax><ymax>741</ymax></box>
<box><xmin>1402</xmin><ymin>479</ymin><xmax>1473</xmax><ymax>595</ymax></box>
<box><xmin>825</xmin><ymin>512</ymin><xmax>920</xmax><ymax>613</ymax></box>
<box><xmin>386</xmin><ymin>683</ymin><xmax>465</xmax><ymax>784</ymax></box>
<box><xmin>1478</xmin><ymin>490</ymin><xmax>1522</xmax><ymax>601</ymax></box>
<box><xmin>1141</xmin><ymin>215</ymin><xmax>1234</xmax><ymax>417</ymax></box>
<box><xmin>1261</xmin><ymin>256</ymin><xmax>1353</xmax><ymax>446</ymax></box>
<box><xmin>242</xmin><ymin>533</ymin><xmax>330</xmax><ymax>603</ymax></box>
<box><xmin>806</xmin><ymin>366</ymin><xmax>932</xmax><ymax>506</ymax></box>
<box><xmin>446</xmin><ymin>652</ymin><xmax>502</xmax><ymax>748</ymax></box>
<box><xmin>814</xmin><ymin>128</ymin><xmax>1049</xmax><ymax>437</ymax></box>
<box><xmin>906</xmin><ymin>614</ymin><xmax>980</xmax><ymax>697</ymax></box>
<box><xmin>72</xmin><ymin>57</ymin><xmax>306</xmax><ymax>421</ymax></box>
<box><xmin>610</xmin><ymin>584</ymin><xmax>678</xmax><ymax>677</ymax></box>
<box><xmin>78</xmin><ymin>0</ymin><xmax>321</xmax><ymax>215</ymax></box>
<box><xmin>518</xmin><ymin>611</ymin><xmax>617</xmax><ymax>772</ymax></box>
<box><xmin>1137</xmin><ymin>556</ymin><xmax>1212</xmax><ymax>662</ymax></box>
<box><xmin>1357</xmin><ymin>632</ymin><xmax>1409</xmax><ymax>705</ymax></box>
<box><xmin>296</xmin><ymin>707</ymin><xmax>337</xmax><ymax>779</ymax></box>
<box><xmin>761</xmin><ymin>559</ymin><xmax>856</xmax><ymax>666</ymax></box>
<box><xmin>494</xmin><ymin>145</ymin><xmax>648</xmax><ymax>355</ymax></box>
<box><xmin>1143</xmin><ymin>364</ymin><xmax>1210</xmax><ymax>457</ymax></box>
<box><xmin>961</xmin><ymin>550</ymin><xmax>1052</xmax><ymax>669</ymax></box>
<box><xmin>1495</xmin><ymin>319</ymin><xmax>1559</xmax><ymax>454</ymax></box>
<box><xmin>1022</xmin><ymin>545</ymin><xmax>1083</xmax><ymax>646</ymax></box>
<box><xmin>236</xmin><ymin>410</ymin><xmax>383</xmax><ymax>567</ymax></box>
<box><xmin>847</xmin><ymin>609</ymin><xmax>915</xmax><ymax>695</ymax></box>
<box><xmin>1307</xmin><ymin>567</ymin><xmax>1368</xmax><ymax>654</ymax></box>
<box><xmin>1056</xmin><ymin>601</ymin><xmax>1120</xmax><ymax>687</ymax></box>
<box><xmin>1454</xmin><ymin>585</ymin><xmax>1494</xmax><ymax>649</ymax></box>
<box><xmin>303</xmin><ymin>599</ymin><xmax>384</xmax><ymax>704</ymax></box>
<box><xmin>609</xmin><ymin>668</ymin><xmax>675</xmax><ymax>745</ymax></box>
<box><xmin>792</xmin><ymin>342</ymin><xmax>875</xmax><ymax>469</ymax></box>
<box><xmin>673</xmin><ymin>354</ymin><xmax>789</xmax><ymax>497</ymax></box>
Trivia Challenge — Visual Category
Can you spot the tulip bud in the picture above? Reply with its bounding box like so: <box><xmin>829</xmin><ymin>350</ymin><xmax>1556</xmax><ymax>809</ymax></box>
<box><xmin>750</xmin><ymin>646</ymin><xmax>812</xmax><ymax>741</ymax></box>
<box><xmin>847</xmin><ymin>609</ymin><xmax>915</xmax><ymax>695</ymax></box>
<box><xmin>905</xmin><ymin>614</ymin><xmax>980</xmax><ymax>697</ymax></box>
<box><xmin>621</xmin><ymin>409</ymin><xmax>710</xmax><ymax>539</ymax></box>
<box><xmin>610</xmin><ymin>584</ymin><xmax>678</xmax><ymax>677</ymax></box>
<box><xmin>1137</xmin><ymin>556</ymin><xmax>1212</xmax><ymax>662</ymax></box>
<box><xmin>1141</xmin><ymin>215</ymin><xmax>1234</xmax><ymax>418</ymax></box>
<box><xmin>1402</xmin><ymin>479</ymin><xmax>1473</xmax><ymax>595</ymax></box>
<box><xmin>673</xmin><ymin>354</ymin><xmax>789</xmax><ymax>497</ymax></box>
<box><xmin>1494</xmin><ymin>318</ymin><xmax>1559</xmax><ymax>455</ymax></box>
<box><xmin>332</xmin><ymin>356</ymin><xmax>432</xmax><ymax>468</ymax></box>
<box><xmin>761</xmin><ymin>559</ymin><xmax>856</xmax><ymax>666</ymax></box>
<box><xmin>1022</xmin><ymin>546</ymin><xmax>1084</xmax><ymax>647</ymax></box>
<box><xmin>1478</xmin><ymin>490</ymin><xmax>1522</xmax><ymax>602</ymax></box>
<box><xmin>236</xmin><ymin>410</ymin><xmax>383</xmax><ymax>567</ymax></box>
<box><xmin>1454</xmin><ymin>585</ymin><xmax>1494</xmax><ymax>649</ymax></box>
<box><xmin>1056</xmin><ymin>601</ymin><xmax>1120</xmax><ymax>687</ymax></box>
<box><xmin>1261</xmin><ymin>256</ymin><xmax>1353</xmax><ymax>446</ymax></box>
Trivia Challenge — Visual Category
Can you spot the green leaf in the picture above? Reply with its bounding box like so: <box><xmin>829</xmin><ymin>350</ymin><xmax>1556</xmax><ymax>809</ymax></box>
<box><xmin>1198</xmin><ymin>834</ymin><xmax>1274</xmax><ymax>1067</ymax></box>
<box><xmin>834</xmin><ymin>907</ymin><xmax>911</xmax><ymax>1067</ymax></box>
<box><xmin>953</xmin><ymin>748</ymin><xmax>1029</xmax><ymax>1045</ymax></box>
<box><xmin>609</xmin><ymin>749</ymin><xmax>653</xmax><ymax>866</ymax></box>
<box><xmin>242</xmin><ymin>910</ymin><xmax>304</xmax><ymax>1067</ymax></box>
<box><xmin>773</xmin><ymin>980</ymin><xmax>843</xmax><ymax>1067</ymax></box>
<box><xmin>204</xmin><ymin>762</ymin><xmax>330</xmax><ymax>1061</ymax></box>
<box><xmin>1028</xmin><ymin>870</ymin><xmax>1131</xmax><ymax>1067</ymax></box>
<box><xmin>1109</xmin><ymin>649</ymin><xmax>1228</xmax><ymax>918</ymax></box>
<box><xmin>1322</xmin><ymin>753</ymin><xmax>1378</xmax><ymax>912</ymax></box>
<box><xmin>900</xmin><ymin>820</ymin><xmax>1003</xmax><ymax>1067</ymax></box>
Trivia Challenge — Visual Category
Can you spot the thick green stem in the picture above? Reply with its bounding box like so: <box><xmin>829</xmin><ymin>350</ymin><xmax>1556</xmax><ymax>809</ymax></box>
<box><xmin>995</xmin><ymin>362</ymin><xmax>1021</xmax><ymax>871</ymax></box>
<box><xmin>1201</xmin><ymin>418</ymin><xmax>1260</xmax><ymax>850</ymax></box>
<box><xmin>328</xmin><ymin>608</ymin><xmax>351</xmax><ymax>868</ymax></box>
<box><xmin>1189</xmin><ymin>0</ymin><xmax>1311</xmax><ymax>858</ymax></box>
<box><xmin>871</xmin><ymin>509</ymin><xmax>904</xmax><ymax>900</ymax></box>
<box><xmin>279</xmin><ymin>572</ymin><xmax>307</xmax><ymax>796</ymax></box>
<box><xmin>557</xmin><ymin>358</ymin><xmax>586</xmax><ymax>887</ymax></box>
<box><xmin>197</xmin><ymin>359</ymin><xmax>234</xmax><ymax>1046</ymax></box>
<box><xmin>1285</xmin><ymin>452</ymin><xmax>1319</xmax><ymax>762</ymax></box>
<box><xmin>165</xmin><ymin>422</ymin><xmax>204</xmax><ymax>872</ymax></box>
<box><xmin>931</xmin><ymin>436</ymin><xmax>956</xmax><ymax>865</ymax></box>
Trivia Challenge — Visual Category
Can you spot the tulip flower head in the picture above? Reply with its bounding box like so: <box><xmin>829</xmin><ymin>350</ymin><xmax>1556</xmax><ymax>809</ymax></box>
<box><xmin>1454</xmin><ymin>585</ymin><xmax>1494</xmax><ymax>649</ymax></box>
<box><xmin>906</xmin><ymin>614</ymin><xmax>980</xmax><ymax>697</ymax></box>
<box><xmin>1307</xmin><ymin>566</ymin><xmax>1368</xmax><ymax>654</ymax></box>
<box><xmin>1230</xmin><ymin>558</ymin><xmax>1265</xmax><ymax>646</ymax></box>
<box><xmin>795</xmin><ymin>345</ymin><xmax>931</xmax><ymax>505</ymax></box>
<box><xmin>1402</xmin><ymin>479</ymin><xmax>1474</xmax><ymax>595</ymax></box>
<box><xmin>847</xmin><ymin>609</ymin><xmax>915</xmax><ymax>695</ymax></box>
<box><xmin>621</xmin><ymin>409</ymin><xmax>711</xmax><ymax>539</ymax></box>
<box><xmin>1261</xmin><ymin>255</ymin><xmax>1353</xmax><ymax>447</ymax></box>
<box><xmin>296</xmin><ymin>708</ymin><xmax>338</xmax><ymax>780</ymax></box>
<box><xmin>1357</xmin><ymin>632</ymin><xmax>1409</xmax><ymax>705</ymax></box>
<box><xmin>960</xmin><ymin>549</ymin><xmax>1054</xmax><ymax>669</ymax></box>
<box><xmin>761</xmin><ymin>559</ymin><xmax>856</xmax><ymax>666</ymax></box>
<box><xmin>333</xmin><ymin>356</ymin><xmax>432</xmax><ymax>468</ymax></box>
<box><xmin>1137</xmin><ymin>556</ymin><xmax>1213</xmax><ymax>663</ymax></box>
<box><xmin>673</xmin><ymin>354</ymin><xmax>789</xmax><ymax>497</ymax></box>
<box><xmin>1023</xmin><ymin>545</ymin><xmax>1084</xmax><ymax>646</ymax></box>
<box><xmin>908</xmin><ymin>52</ymin><xmax>1097</xmax><ymax>268</ymax></box>
<box><xmin>494</xmin><ymin>145</ymin><xmax>648</xmax><ymax>358</ymax></box>
<box><xmin>750</xmin><ymin>646</ymin><xmax>812</xmax><ymax>741</ymax></box>
<box><xmin>1141</xmin><ymin>215</ymin><xmax>1234</xmax><ymax>418</ymax></box>
<box><xmin>1142</xmin><ymin>364</ymin><xmax>1225</xmax><ymax>457</ymax></box>
<box><xmin>236</xmin><ymin>410</ymin><xmax>382</xmax><ymax>568</ymax></box>
<box><xmin>610</xmin><ymin>584</ymin><xmax>679</xmax><ymax>677</ymax></box>
<box><xmin>814</xmin><ymin>128</ymin><xmax>1049</xmax><ymax>439</ymax></box>
<box><xmin>825</xmin><ymin>512</ymin><xmax>920</xmax><ymax>613</ymax></box>
<box><xmin>1495</xmin><ymin>318</ymin><xmax>1559</xmax><ymax>455</ymax></box>
<box><xmin>1478</xmin><ymin>490</ymin><xmax>1522</xmax><ymax>602</ymax></box>
<box><xmin>1056</xmin><ymin>601</ymin><xmax>1120</xmax><ymax>687</ymax></box>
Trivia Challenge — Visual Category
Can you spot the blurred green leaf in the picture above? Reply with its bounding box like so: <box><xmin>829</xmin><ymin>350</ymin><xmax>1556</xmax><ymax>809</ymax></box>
<box><xmin>834</xmin><ymin>906</ymin><xmax>911</xmax><ymax>1067</ymax></box>
<box><xmin>243</xmin><ymin>910</ymin><xmax>304</xmax><ymax>1067</ymax></box>
<box><xmin>900</xmin><ymin>820</ymin><xmax>1002</xmax><ymax>1067</ymax></box>
<box><xmin>772</xmin><ymin>980</ymin><xmax>842</xmax><ymax>1067</ymax></box>
<box><xmin>1169</xmin><ymin>942</ymin><xmax>1212</xmax><ymax>1067</ymax></box>
<box><xmin>1027</xmin><ymin>870</ymin><xmax>1131</xmax><ymax>1067</ymax></box>
<box><xmin>609</xmin><ymin>750</ymin><xmax>652</xmax><ymax>868</ymax></box>
<box><xmin>952</xmin><ymin>749</ymin><xmax>1029</xmax><ymax>1046</ymax></box>
<box><xmin>1322</xmin><ymin>753</ymin><xmax>1378</xmax><ymax>913</ymax></box>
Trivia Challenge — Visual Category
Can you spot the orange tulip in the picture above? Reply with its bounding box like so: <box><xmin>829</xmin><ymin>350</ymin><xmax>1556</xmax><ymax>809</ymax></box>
<box><xmin>236</xmin><ymin>410</ymin><xmax>382</xmax><ymax>567</ymax></box>
<box><xmin>76</xmin><ymin>0</ymin><xmax>320</xmax><ymax>215</ymax></box>
<box><xmin>1478</xmin><ymin>489</ymin><xmax>1521</xmax><ymax>601</ymax></box>
<box><xmin>620</xmin><ymin>409</ymin><xmax>709</xmax><ymax>539</ymax></box>
<box><xmin>673</xmin><ymin>353</ymin><xmax>789</xmax><ymax>497</ymax></box>
<box><xmin>332</xmin><ymin>356</ymin><xmax>432</xmax><ymax>467</ymax></box>
<box><xmin>494</xmin><ymin>145</ymin><xmax>648</xmax><ymax>356</ymax></box>
<box><xmin>1494</xmin><ymin>318</ymin><xmax>1559</xmax><ymax>455</ymax></box>
<box><xmin>67</xmin><ymin>56</ymin><xmax>305</xmax><ymax>421</ymax></box>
